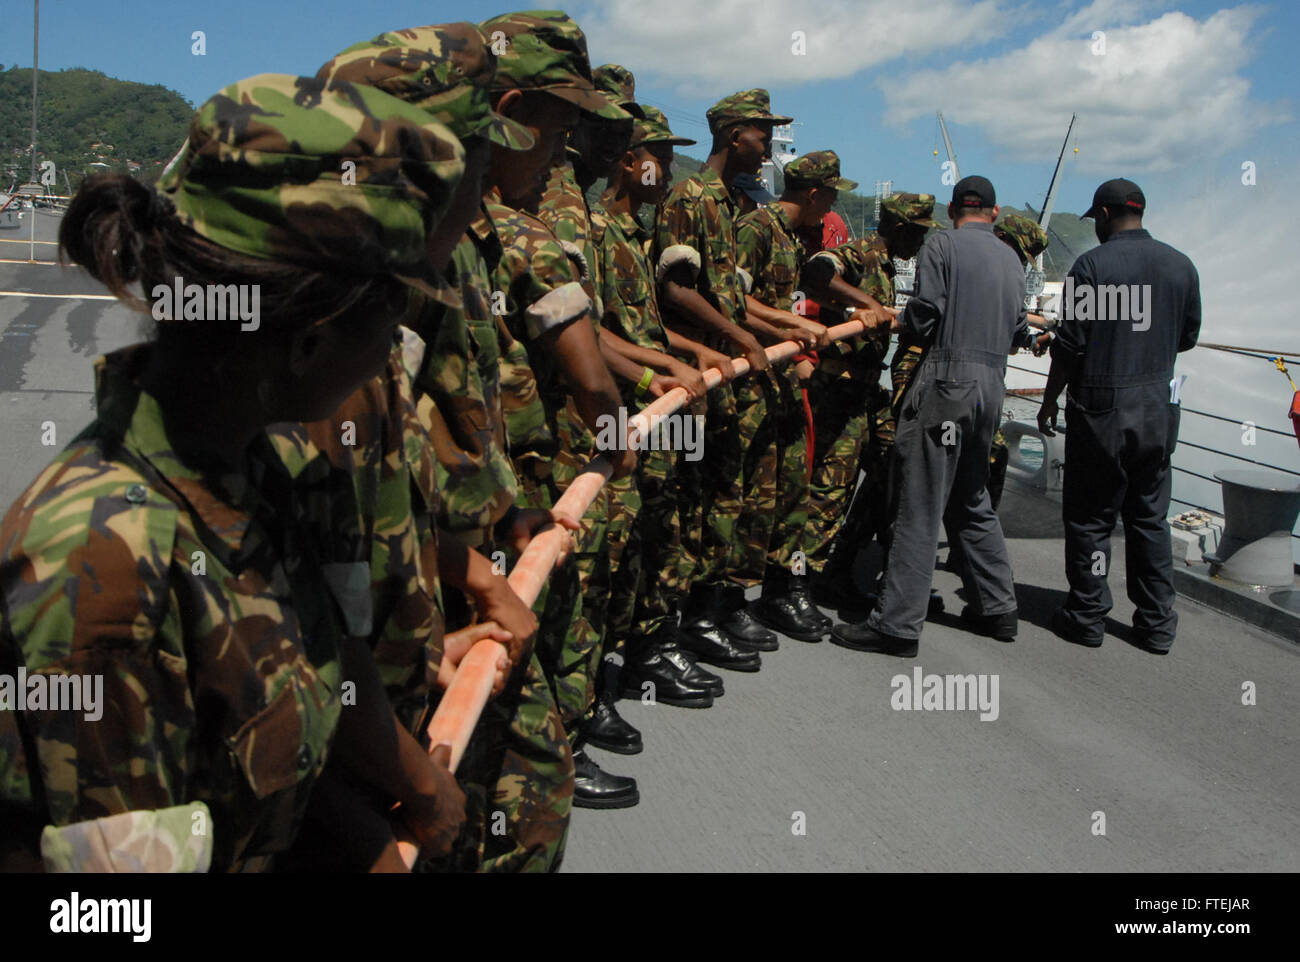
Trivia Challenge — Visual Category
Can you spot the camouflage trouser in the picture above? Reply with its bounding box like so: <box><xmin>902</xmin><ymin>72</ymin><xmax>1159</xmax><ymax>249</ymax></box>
<box><xmin>801</xmin><ymin>357</ymin><xmax>882</xmax><ymax>574</ymax></box>
<box><xmin>829</xmin><ymin>339</ymin><xmax>924</xmax><ymax>562</ymax></box>
<box><xmin>517</xmin><ymin>418</ymin><xmax>605</xmax><ymax>738</ymax></box>
<box><xmin>988</xmin><ymin>428</ymin><xmax>1009</xmax><ymax>510</ymax></box>
<box><xmin>609</xmin><ymin>446</ymin><xmax>687</xmax><ymax>655</ymax></box>
<box><xmin>601</xmin><ymin>470</ymin><xmax>638</xmax><ymax>659</ymax></box>
<box><xmin>679</xmin><ymin>384</ymin><xmax>744</xmax><ymax>586</ymax></box>
<box><xmin>460</xmin><ymin>645</ymin><xmax>574</xmax><ymax>873</ymax></box>
<box><xmin>726</xmin><ymin>373</ymin><xmax>778</xmax><ymax>588</ymax></box>
<box><xmin>436</xmin><ymin>569</ymin><xmax>573</xmax><ymax>874</ymax></box>
<box><xmin>766</xmin><ymin>366</ymin><xmax>811</xmax><ymax>574</ymax></box>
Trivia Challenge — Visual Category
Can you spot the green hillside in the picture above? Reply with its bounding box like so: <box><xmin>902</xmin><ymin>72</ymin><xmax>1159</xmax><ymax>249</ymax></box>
<box><xmin>0</xmin><ymin>66</ymin><xmax>192</xmax><ymax>190</ymax></box>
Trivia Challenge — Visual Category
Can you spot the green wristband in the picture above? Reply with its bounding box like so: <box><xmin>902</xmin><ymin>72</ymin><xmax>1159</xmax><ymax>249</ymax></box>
<box><xmin>635</xmin><ymin>366</ymin><xmax>655</xmax><ymax>397</ymax></box>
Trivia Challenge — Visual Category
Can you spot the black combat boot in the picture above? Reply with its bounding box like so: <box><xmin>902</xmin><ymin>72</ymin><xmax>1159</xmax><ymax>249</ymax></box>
<box><xmin>715</xmin><ymin>583</ymin><xmax>779</xmax><ymax>651</ymax></box>
<box><xmin>582</xmin><ymin>692</ymin><xmax>643</xmax><ymax>755</ymax></box>
<box><xmin>678</xmin><ymin>584</ymin><xmax>762</xmax><ymax>671</ymax></box>
<box><xmin>620</xmin><ymin>626</ymin><xmax>717</xmax><ymax>707</ymax></box>
<box><xmin>752</xmin><ymin>569</ymin><xmax>827</xmax><ymax>642</ymax></box>
<box><xmin>572</xmin><ymin>749</ymin><xmax>639</xmax><ymax>809</ymax></box>
<box><xmin>787</xmin><ymin>573</ymin><xmax>832</xmax><ymax>631</ymax></box>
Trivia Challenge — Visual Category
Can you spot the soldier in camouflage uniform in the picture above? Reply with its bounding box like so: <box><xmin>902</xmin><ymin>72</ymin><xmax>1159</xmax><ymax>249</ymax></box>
<box><xmin>0</xmin><ymin>74</ymin><xmax>468</xmax><ymax>872</ymax></box>
<box><xmin>534</xmin><ymin>63</ymin><xmax>649</xmax><ymax>762</ymax></box>
<box><xmin>654</xmin><ymin>89</ymin><xmax>797</xmax><ymax>668</ymax></box>
<box><xmin>479</xmin><ymin>11</ymin><xmax>640</xmax><ymax>812</ymax></box>
<box><xmin>736</xmin><ymin>149</ymin><xmax>866</xmax><ymax>642</ymax></box>
<box><xmin>315</xmin><ymin>21</ymin><xmax>576</xmax><ymax>872</ymax></box>
<box><xmin>801</xmin><ymin>193</ymin><xmax>935</xmax><ymax>612</ymax></box>
<box><xmin>593</xmin><ymin>105</ymin><xmax>731</xmax><ymax>713</ymax></box>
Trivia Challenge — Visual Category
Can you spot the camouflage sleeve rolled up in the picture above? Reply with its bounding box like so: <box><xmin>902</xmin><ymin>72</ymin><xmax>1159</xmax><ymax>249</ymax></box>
<box><xmin>486</xmin><ymin>193</ymin><xmax>592</xmax><ymax>455</ymax></box>
<box><xmin>807</xmin><ymin>234</ymin><xmax>895</xmax><ymax>365</ymax></box>
<box><xmin>654</xmin><ymin>181</ymin><xmax>706</xmax><ymax>290</ymax></box>
<box><xmin>539</xmin><ymin>161</ymin><xmax>602</xmax><ymax>320</ymax></box>
<box><xmin>653</xmin><ymin>171</ymin><xmax>747</xmax><ymax>326</ymax></box>
<box><xmin>828</xmin><ymin>234</ymin><xmax>896</xmax><ymax>305</ymax></box>
<box><xmin>736</xmin><ymin>203</ymin><xmax>804</xmax><ymax>313</ymax></box>
<box><xmin>40</xmin><ymin>801</ymin><xmax>213</xmax><ymax>872</ymax></box>
<box><xmin>593</xmin><ymin>203</ymin><xmax>670</xmax><ymax>357</ymax></box>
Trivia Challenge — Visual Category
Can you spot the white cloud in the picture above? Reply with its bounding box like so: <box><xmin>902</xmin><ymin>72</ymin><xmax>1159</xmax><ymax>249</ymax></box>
<box><xmin>882</xmin><ymin>5</ymin><xmax>1290</xmax><ymax>173</ymax></box>
<box><xmin>570</xmin><ymin>0</ymin><xmax>1010</xmax><ymax>91</ymax></box>
<box><xmin>1154</xmin><ymin>160</ymin><xmax>1300</xmax><ymax>437</ymax></box>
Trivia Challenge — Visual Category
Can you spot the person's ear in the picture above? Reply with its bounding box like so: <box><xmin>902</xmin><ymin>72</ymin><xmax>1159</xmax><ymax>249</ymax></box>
<box><xmin>495</xmin><ymin>88</ymin><xmax>523</xmax><ymax>121</ymax></box>
<box><xmin>992</xmin><ymin>203</ymin><xmax>1000</xmax><ymax>219</ymax></box>
<box><xmin>728</xmin><ymin>125</ymin><xmax>744</xmax><ymax>150</ymax></box>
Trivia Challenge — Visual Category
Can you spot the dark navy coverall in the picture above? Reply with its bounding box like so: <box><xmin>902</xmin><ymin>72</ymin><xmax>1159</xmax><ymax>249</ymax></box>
<box><xmin>869</xmin><ymin>221</ymin><xmax>1029</xmax><ymax>641</ymax></box>
<box><xmin>1052</xmin><ymin>228</ymin><xmax>1201</xmax><ymax>645</ymax></box>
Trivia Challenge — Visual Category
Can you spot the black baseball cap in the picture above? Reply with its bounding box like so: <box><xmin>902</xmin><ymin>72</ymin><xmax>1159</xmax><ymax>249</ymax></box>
<box><xmin>732</xmin><ymin>172</ymin><xmax>774</xmax><ymax>204</ymax></box>
<box><xmin>951</xmin><ymin>174</ymin><xmax>996</xmax><ymax>208</ymax></box>
<box><xmin>1083</xmin><ymin>178</ymin><xmax>1146</xmax><ymax>218</ymax></box>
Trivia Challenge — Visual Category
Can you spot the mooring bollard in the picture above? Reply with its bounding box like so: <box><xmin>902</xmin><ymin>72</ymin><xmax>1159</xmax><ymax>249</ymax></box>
<box><xmin>1204</xmin><ymin>469</ymin><xmax>1300</xmax><ymax>588</ymax></box>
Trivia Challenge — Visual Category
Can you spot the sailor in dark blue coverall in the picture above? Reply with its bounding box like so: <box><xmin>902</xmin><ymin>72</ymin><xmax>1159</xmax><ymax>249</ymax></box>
<box><xmin>832</xmin><ymin>176</ymin><xmax>1037</xmax><ymax>657</ymax></box>
<box><xmin>1038</xmin><ymin>178</ymin><xmax>1201</xmax><ymax>654</ymax></box>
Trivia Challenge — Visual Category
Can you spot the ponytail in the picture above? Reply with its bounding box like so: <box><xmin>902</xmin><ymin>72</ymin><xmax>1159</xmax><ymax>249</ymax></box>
<box><xmin>59</xmin><ymin>174</ymin><xmax>174</xmax><ymax>309</ymax></box>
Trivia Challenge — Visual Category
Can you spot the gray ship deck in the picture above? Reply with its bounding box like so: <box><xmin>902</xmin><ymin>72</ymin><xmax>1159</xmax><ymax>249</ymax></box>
<box><xmin>1</xmin><ymin>213</ymin><xmax>1297</xmax><ymax>873</ymax></box>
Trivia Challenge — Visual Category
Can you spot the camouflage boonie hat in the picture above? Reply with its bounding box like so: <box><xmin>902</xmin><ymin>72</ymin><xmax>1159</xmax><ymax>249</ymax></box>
<box><xmin>631</xmin><ymin>104</ymin><xmax>696</xmax><ymax>148</ymax></box>
<box><xmin>706</xmin><ymin>88</ymin><xmax>793</xmax><ymax>135</ymax></box>
<box><xmin>479</xmin><ymin>11</ymin><xmax>632</xmax><ymax>121</ymax></box>
<box><xmin>783</xmin><ymin>149</ymin><xmax>857</xmax><ymax>192</ymax></box>
<box><xmin>156</xmin><ymin>74</ymin><xmax>464</xmax><ymax>292</ymax></box>
<box><xmin>995</xmin><ymin>213</ymin><xmax>1049</xmax><ymax>262</ymax></box>
<box><xmin>880</xmin><ymin>192</ymin><xmax>939</xmax><ymax>228</ymax></box>
<box><xmin>317</xmin><ymin>23</ymin><xmax>535</xmax><ymax>150</ymax></box>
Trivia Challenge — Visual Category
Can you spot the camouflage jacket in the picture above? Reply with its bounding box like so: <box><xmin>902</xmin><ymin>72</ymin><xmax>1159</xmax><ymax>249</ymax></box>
<box><xmin>811</xmin><ymin>231</ymin><xmax>898</xmax><ymax>372</ymax></box>
<box><xmin>0</xmin><ymin>345</ymin><xmax>345</xmax><ymax>872</ymax></box>
<box><xmin>483</xmin><ymin>188</ymin><xmax>592</xmax><ymax>459</ymax></box>
<box><xmin>736</xmin><ymin>200</ymin><xmax>805</xmax><ymax>313</ymax></box>
<box><xmin>268</xmin><ymin>334</ymin><xmax>444</xmax><ymax>728</ymax></box>
<box><xmin>539</xmin><ymin>161</ymin><xmax>602</xmax><ymax>321</ymax></box>
<box><xmin>653</xmin><ymin>165</ymin><xmax>746</xmax><ymax>329</ymax></box>
<box><xmin>407</xmin><ymin>206</ymin><xmax>519</xmax><ymax>544</ymax></box>
<box><xmin>823</xmin><ymin>232</ymin><xmax>896</xmax><ymax>306</ymax></box>
<box><xmin>592</xmin><ymin>199</ymin><xmax>671</xmax><ymax>357</ymax></box>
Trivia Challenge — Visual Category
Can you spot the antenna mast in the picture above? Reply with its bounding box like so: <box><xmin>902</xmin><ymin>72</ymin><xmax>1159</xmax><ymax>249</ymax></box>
<box><xmin>937</xmin><ymin>111</ymin><xmax>959</xmax><ymax>182</ymax></box>
<box><xmin>1038</xmin><ymin>113</ymin><xmax>1076</xmax><ymax>235</ymax></box>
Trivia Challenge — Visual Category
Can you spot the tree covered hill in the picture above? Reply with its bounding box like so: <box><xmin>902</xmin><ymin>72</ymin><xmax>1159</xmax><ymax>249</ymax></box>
<box><xmin>0</xmin><ymin>66</ymin><xmax>192</xmax><ymax>189</ymax></box>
